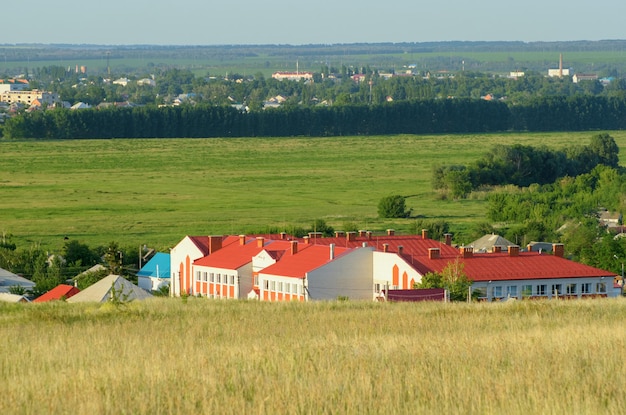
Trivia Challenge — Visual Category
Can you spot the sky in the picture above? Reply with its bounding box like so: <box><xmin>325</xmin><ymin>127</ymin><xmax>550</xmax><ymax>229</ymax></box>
<box><xmin>6</xmin><ymin>0</ymin><xmax>626</xmax><ymax>45</ymax></box>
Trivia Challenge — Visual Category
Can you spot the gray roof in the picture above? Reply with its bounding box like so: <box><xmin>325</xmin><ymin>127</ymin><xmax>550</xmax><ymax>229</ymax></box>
<box><xmin>468</xmin><ymin>234</ymin><xmax>515</xmax><ymax>253</ymax></box>
<box><xmin>0</xmin><ymin>267</ymin><xmax>36</xmax><ymax>293</ymax></box>
<box><xmin>67</xmin><ymin>274</ymin><xmax>153</xmax><ymax>303</ymax></box>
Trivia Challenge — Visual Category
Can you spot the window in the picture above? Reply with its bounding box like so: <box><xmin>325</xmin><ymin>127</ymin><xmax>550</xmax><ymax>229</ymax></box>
<box><xmin>522</xmin><ymin>285</ymin><xmax>532</xmax><ymax>297</ymax></box>
<box><xmin>202</xmin><ymin>272</ymin><xmax>207</xmax><ymax>282</ymax></box>
<box><xmin>196</xmin><ymin>271</ymin><xmax>201</xmax><ymax>281</ymax></box>
<box><xmin>536</xmin><ymin>285</ymin><xmax>547</xmax><ymax>296</ymax></box>
<box><xmin>230</xmin><ymin>275</ymin><xmax>235</xmax><ymax>285</ymax></box>
<box><xmin>210</xmin><ymin>273</ymin><xmax>214</xmax><ymax>283</ymax></box>
<box><xmin>581</xmin><ymin>283</ymin><xmax>592</xmax><ymax>294</ymax></box>
<box><xmin>217</xmin><ymin>274</ymin><xmax>221</xmax><ymax>284</ymax></box>
<box><xmin>285</xmin><ymin>283</ymin><xmax>290</xmax><ymax>294</ymax></box>
<box><xmin>293</xmin><ymin>283</ymin><xmax>298</xmax><ymax>294</ymax></box>
<box><xmin>566</xmin><ymin>283</ymin><xmax>577</xmax><ymax>295</ymax></box>
<box><xmin>263</xmin><ymin>280</ymin><xmax>269</xmax><ymax>290</ymax></box>
<box><xmin>492</xmin><ymin>286</ymin><xmax>503</xmax><ymax>298</ymax></box>
<box><xmin>551</xmin><ymin>284</ymin><xmax>562</xmax><ymax>296</ymax></box>
<box><xmin>278</xmin><ymin>282</ymin><xmax>283</xmax><ymax>292</ymax></box>
<box><xmin>270</xmin><ymin>281</ymin><xmax>276</xmax><ymax>291</ymax></box>
<box><xmin>506</xmin><ymin>286</ymin><xmax>518</xmax><ymax>298</ymax></box>
<box><xmin>596</xmin><ymin>282</ymin><xmax>607</xmax><ymax>294</ymax></box>
<box><xmin>253</xmin><ymin>275</ymin><xmax>258</xmax><ymax>286</ymax></box>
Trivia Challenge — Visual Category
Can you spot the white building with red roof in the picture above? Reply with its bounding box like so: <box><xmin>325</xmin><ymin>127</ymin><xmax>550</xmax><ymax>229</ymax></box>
<box><xmin>169</xmin><ymin>230</ymin><xmax>619</xmax><ymax>301</ymax></box>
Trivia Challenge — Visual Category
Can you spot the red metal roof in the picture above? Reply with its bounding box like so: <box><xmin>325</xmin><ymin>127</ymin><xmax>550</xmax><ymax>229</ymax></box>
<box><xmin>194</xmin><ymin>238</ymin><xmax>294</xmax><ymax>270</ymax></box>
<box><xmin>297</xmin><ymin>234</ymin><xmax>458</xmax><ymax>257</ymax></box>
<box><xmin>33</xmin><ymin>284</ymin><xmax>80</xmax><ymax>302</ymax></box>
<box><xmin>260</xmin><ymin>244</ymin><xmax>351</xmax><ymax>279</ymax></box>
<box><xmin>417</xmin><ymin>251</ymin><xmax>616</xmax><ymax>282</ymax></box>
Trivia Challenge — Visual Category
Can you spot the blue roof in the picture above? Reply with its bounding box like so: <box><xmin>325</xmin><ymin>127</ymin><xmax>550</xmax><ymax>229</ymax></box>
<box><xmin>137</xmin><ymin>252</ymin><xmax>170</xmax><ymax>279</ymax></box>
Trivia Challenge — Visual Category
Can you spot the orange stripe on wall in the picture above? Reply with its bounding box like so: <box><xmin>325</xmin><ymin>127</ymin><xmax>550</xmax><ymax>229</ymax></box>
<box><xmin>392</xmin><ymin>264</ymin><xmax>399</xmax><ymax>287</ymax></box>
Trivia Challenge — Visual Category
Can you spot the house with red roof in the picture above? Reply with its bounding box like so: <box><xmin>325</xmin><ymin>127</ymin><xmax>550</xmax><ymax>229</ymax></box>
<box><xmin>258</xmin><ymin>242</ymin><xmax>373</xmax><ymax>301</ymax></box>
<box><xmin>192</xmin><ymin>236</ymin><xmax>294</xmax><ymax>299</ymax></box>
<box><xmin>170</xmin><ymin>235</ymin><xmax>237</xmax><ymax>296</ymax></box>
<box><xmin>32</xmin><ymin>284</ymin><xmax>80</xmax><ymax>303</ymax></box>
<box><xmin>418</xmin><ymin>244</ymin><xmax>618</xmax><ymax>300</ymax></box>
<box><xmin>170</xmin><ymin>230</ymin><xmax>619</xmax><ymax>301</ymax></box>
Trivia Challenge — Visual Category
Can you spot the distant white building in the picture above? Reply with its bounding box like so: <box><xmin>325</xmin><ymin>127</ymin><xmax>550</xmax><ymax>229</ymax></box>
<box><xmin>548</xmin><ymin>68</ymin><xmax>570</xmax><ymax>77</ymax></box>
<box><xmin>572</xmin><ymin>73</ymin><xmax>598</xmax><ymax>83</ymax></box>
<box><xmin>271</xmin><ymin>72</ymin><xmax>313</xmax><ymax>82</ymax></box>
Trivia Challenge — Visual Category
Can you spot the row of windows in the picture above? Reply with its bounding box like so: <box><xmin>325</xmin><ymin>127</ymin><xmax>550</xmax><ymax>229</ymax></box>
<box><xmin>261</xmin><ymin>280</ymin><xmax>303</xmax><ymax>295</ymax></box>
<box><xmin>486</xmin><ymin>282</ymin><xmax>607</xmax><ymax>298</ymax></box>
<box><xmin>196</xmin><ymin>271</ymin><xmax>235</xmax><ymax>285</ymax></box>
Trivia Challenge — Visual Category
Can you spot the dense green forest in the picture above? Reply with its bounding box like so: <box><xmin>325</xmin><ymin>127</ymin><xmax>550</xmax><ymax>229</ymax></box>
<box><xmin>3</xmin><ymin>95</ymin><xmax>626</xmax><ymax>139</ymax></box>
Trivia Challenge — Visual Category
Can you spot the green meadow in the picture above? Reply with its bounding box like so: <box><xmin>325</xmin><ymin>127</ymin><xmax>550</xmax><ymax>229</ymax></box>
<box><xmin>2</xmin><ymin>298</ymin><xmax>626</xmax><ymax>414</ymax></box>
<box><xmin>1</xmin><ymin>132</ymin><xmax>625</xmax><ymax>252</ymax></box>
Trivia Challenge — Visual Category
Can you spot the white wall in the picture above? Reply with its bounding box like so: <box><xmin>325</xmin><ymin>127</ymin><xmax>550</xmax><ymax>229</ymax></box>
<box><xmin>473</xmin><ymin>276</ymin><xmax>617</xmax><ymax>301</ymax></box>
<box><xmin>307</xmin><ymin>247</ymin><xmax>374</xmax><ymax>300</ymax></box>
<box><xmin>372</xmin><ymin>251</ymin><xmax>422</xmax><ymax>293</ymax></box>
<box><xmin>169</xmin><ymin>236</ymin><xmax>204</xmax><ymax>296</ymax></box>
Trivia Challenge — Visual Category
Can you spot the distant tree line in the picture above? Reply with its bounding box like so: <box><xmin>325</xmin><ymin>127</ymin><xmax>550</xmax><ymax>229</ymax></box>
<box><xmin>4</xmin><ymin>96</ymin><xmax>626</xmax><ymax>139</ymax></box>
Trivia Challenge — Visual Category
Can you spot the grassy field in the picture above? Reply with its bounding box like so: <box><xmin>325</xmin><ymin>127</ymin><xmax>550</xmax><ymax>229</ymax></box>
<box><xmin>1</xmin><ymin>298</ymin><xmax>625</xmax><ymax>414</ymax></box>
<box><xmin>1</xmin><ymin>132</ymin><xmax>625</xmax><ymax>252</ymax></box>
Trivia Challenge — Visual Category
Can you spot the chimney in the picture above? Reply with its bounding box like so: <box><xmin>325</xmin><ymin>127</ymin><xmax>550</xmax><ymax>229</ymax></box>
<box><xmin>559</xmin><ymin>53</ymin><xmax>563</xmax><ymax>77</ymax></box>
<box><xmin>335</xmin><ymin>231</ymin><xmax>345</xmax><ymax>238</ymax></box>
<box><xmin>290</xmin><ymin>240</ymin><xmax>298</xmax><ymax>255</ymax></box>
<box><xmin>492</xmin><ymin>245</ymin><xmax>502</xmax><ymax>253</ymax></box>
<box><xmin>527</xmin><ymin>244</ymin><xmax>533</xmax><ymax>252</ymax></box>
<box><xmin>459</xmin><ymin>246</ymin><xmax>473</xmax><ymax>258</ymax></box>
<box><xmin>347</xmin><ymin>232</ymin><xmax>356</xmax><ymax>242</ymax></box>
<box><xmin>383</xmin><ymin>243</ymin><xmax>389</xmax><ymax>252</ymax></box>
<box><xmin>422</xmin><ymin>229</ymin><xmax>428</xmax><ymax>239</ymax></box>
<box><xmin>256</xmin><ymin>237</ymin><xmax>264</xmax><ymax>248</ymax></box>
<box><xmin>366</xmin><ymin>231</ymin><xmax>372</xmax><ymax>240</ymax></box>
<box><xmin>398</xmin><ymin>245</ymin><xmax>404</xmax><ymax>255</ymax></box>
<box><xmin>508</xmin><ymin>245</ymin><xmax>520</xmax><ymax>257</ymax></box>
<box><xmin>428</xmin><ymin>248</ymin><xmax>440</xmax><ymax>259</ymax></box>
<box><xmin>362</xmin><ymin>242</ymin><xmax>368</xmax><ymax>247</ymax></box>
<box><xmin>358</xmin><ymin>230</ymin><xmax>366</xmax><ymax>237</ymax></box>
<box><xmin>329</xmin><ymin>244</ymin><xmax>335</xmax><ymax>260</ymax></box>
<box><xmin>239</xmin><ymin>235</ymin><xmax>246</xmax><ymax>246</ymax></box>
<box><xmin>387</xmin><ymin>229</ymin><xmax>395</xmax><ymax>236</ymax></box>
<box><xmin>553</xmin><ymin>243</ymin><xmax>564</xmax><ymax>258</ymax></box>
<box><xmin>303</xmin><ymin>236</ymin><xmax>311</xmax><ymax>244</ymax></box>
<box><xmin>208</xmin><ymin>235</ymin><xmax>222</xmax><ymax>254</ymax></box>
<box><xmin>309</xmin><ymin>232</ymin><xmax>322</xmax><ymax>239</ymax></box>
<box><xmin>444</xmin><ymin>233</ymin><xmax>452</xmax><ymax>246</ymax></box>
<box><xmin>280</xmin><ymin>232</ymin><xmax>287</xmax><ymax>240</ymax></box>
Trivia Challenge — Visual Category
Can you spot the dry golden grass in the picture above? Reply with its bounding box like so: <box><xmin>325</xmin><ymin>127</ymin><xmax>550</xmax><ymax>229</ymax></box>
<box><xmin>2</xmin><ymin>298</ymin><xmax>626</xmax><ymax>414</ymax></box>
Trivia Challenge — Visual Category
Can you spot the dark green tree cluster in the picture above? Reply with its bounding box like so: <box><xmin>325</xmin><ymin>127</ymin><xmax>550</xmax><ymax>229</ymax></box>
<box><xmin>378</xmin><ymin>195</ymin><xmax>412</xmax><ymax>218</ymax></box>
<box><xmin>433</xmin><ymin>133</ymin><xmax>620</xmax><ymax>196</ymax></box>
<box><xmin>5</xmin><ymin>94</ymin><xmax>626</xmax><ymax>140</ymax></box>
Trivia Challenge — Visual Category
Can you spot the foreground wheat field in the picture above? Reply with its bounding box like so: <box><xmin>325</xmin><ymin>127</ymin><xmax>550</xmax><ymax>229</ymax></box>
<box><xmin>1</xmin><ymin>298</ymin><xmax>625</xmax><ymax>414</ymax></box>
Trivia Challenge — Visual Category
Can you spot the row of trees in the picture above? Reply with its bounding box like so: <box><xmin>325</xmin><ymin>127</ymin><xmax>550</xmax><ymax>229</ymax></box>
<box><xmin>5</xmin><ymin>96</ymin><xmax>626</xmax><ymax>139</ymax></box>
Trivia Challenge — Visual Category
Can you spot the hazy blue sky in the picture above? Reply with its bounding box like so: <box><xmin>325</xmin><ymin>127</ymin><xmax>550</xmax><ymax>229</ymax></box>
<box><xmin>6</xmin><ymin>0</ymin><xmax>626</xmax><ymax>45</ymax></box>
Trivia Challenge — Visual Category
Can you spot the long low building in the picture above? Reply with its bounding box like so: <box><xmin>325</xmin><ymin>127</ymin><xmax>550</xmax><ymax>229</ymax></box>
<box><xmin>169</xmin><ymin>231</ymin><xmax>619</xmax><ymax>301</ymax></box>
